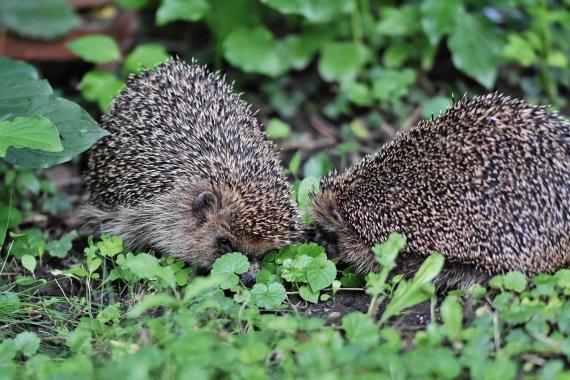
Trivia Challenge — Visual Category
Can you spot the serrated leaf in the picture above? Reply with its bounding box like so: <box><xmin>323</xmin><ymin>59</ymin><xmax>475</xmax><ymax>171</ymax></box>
<box><xmin>504</xmin><ymin>271</ymin><xmax>527</xmax><ymax>293</ymax></box>
<box><xmin>156</xmin><ymin>0</ymin><xmax>209</xmax><ymax>25</ymax></box>
<box><xmin>223</xmin><ymin>27</ymin><xmax>287</xmax><ymax>77</ymax></box>
<box><xmin>251</xmin><ymin>283</ymin><xmax>286</xmax><ymax>309</ymax></box>
<box><xmin>211</xmin><ymin>252</ymin><xmax>250</xmax><ymax>289</ymax></box>
<box><xmin>318</xmin><ymin>41</ymin><xmax>369</xmax><ymax>83</ymax></box>
<box><xmin>14</xmin><ymin>332</ymin><xmax>40</xmax><ymax>357</ymax></box>
<box><xmin>67</xmin><ymin>35</ymin><xmax>121</xmax><ymax>64</ymax></box>
<box><xmin>448</xmin><ymin>12</ymin><xmax>502</xmax><ymax>89</ymax></box>
<box><xmin>21</xmin><ymin>255</ymin><xmax>36</xmax><ymax>273</ymax></box>
<box><xmin>0</xmin><ymin>116</ymin><xmax>62</xmax><ymax>157</ymax></box>
<box><xmin>307</xmin><ymin>257</ymin><xmax>336</xmax><ymax>292</ymax></box>
<box><xmin>46</xmin><ymin>230</ymin><xmax>78</xmax><ymax>258</ymax></box>
<box><xmin>0</xmin><ymin>0</ymin><xmax>80</xmax><ymax>40</ymax></box>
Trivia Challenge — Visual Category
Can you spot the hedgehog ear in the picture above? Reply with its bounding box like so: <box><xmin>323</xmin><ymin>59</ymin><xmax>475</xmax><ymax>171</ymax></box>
<box><xmin>192</xmin><ymin>191</ymin><xmax>219</xmax><ymax>224</ymax></box>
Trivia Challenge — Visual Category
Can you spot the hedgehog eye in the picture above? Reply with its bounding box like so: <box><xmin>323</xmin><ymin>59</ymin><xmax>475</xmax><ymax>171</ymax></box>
<box><xmin>216</xmin><ymin>237</ymin><xmax>234</xmax><ymax>254</ymax></box>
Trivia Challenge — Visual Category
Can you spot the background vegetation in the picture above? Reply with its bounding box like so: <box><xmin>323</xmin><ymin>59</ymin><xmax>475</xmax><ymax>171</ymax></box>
<box><xmin>1</xmin><ymin>0</ymin><xmax>570</xmax><ymax>378</ymax></box>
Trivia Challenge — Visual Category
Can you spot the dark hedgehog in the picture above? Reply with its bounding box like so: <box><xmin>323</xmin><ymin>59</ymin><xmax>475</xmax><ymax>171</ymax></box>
<box><xmin>311</xmin><ymin>93</ymin><xmax>570</xmax><ymax>289</ymax></box>
<box><xmin>83</xmin><ymin>59</ymin><xmax>301</xmax><ymax>270</ymax></box>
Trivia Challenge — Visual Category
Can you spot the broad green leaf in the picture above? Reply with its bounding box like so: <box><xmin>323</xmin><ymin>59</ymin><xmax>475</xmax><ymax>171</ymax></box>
<box><xmin>441</xmin><ymin>295</ymin><xmax>463</xmax><ymax>340</ymax></box>
<box><xmin>260</xmin><ymin>0</ymin><xmax>354</xmax><ymax>23</ymax></box>
<box><xmin>297</xmin><ymin>176</ymin><xmax>320</xmax><ymax>225</ymax></box>
<box><xmin>223</xmin><ymin>27</ymin><xmax>286</xmax><ymax>77</ymax></box>
<box><xmin>318</xmin><ymin>42</ymin><xmax>369</xmax><ymax>83</ymax></box>
<box><xmin>502</xmin><ymin>34</ymin><xmax>537</xmax><ymax>67</ymax></box>
<box><xmin>0</xmin><ymin>116</ymin><xmax>62</xmax><ymax>157</ymax></box>
<box><xmin>79</xmin><ymin>70</ymin><xmax>124</xmax><ymax>112</ymax></box>
<box><xmin>0</xmin><ymin>57</ymin><xmax>108</xmax><ymax>168</ymax></box>
<box><xmin>420</xmin><ymin>0</ymin><xmax>463</xmax><ymax>45</ymax></box>
<box><xmin>342</xmin><ymin>312</ymin><xmax>379</xmax><ymax>347</ymax></box>
<box><xmin>183</xmin><ymin>274</ymin><xmax>226</xmax><ymax>302</ymax></box>
<box><xmin>67</xmin><ymin>35</ymin><xmax>121</xmax><ymax>64</ymax></box>
<box><xmin>372</xmin><ymin>68</ymin><xmax>416</xmax><ymax>101</ymax></box>
<box><xmin>376</xmin><ymin>5</ymin><xmax>420</xmax><ymax>37</ymax></box>
<box><xmin>127</xmin><ymin>293</ymin><xmax>177</xmax><ymax>318</ymax></box>
<box><xmin>0</xmin><ymin>0</ymin><xmax>80</xmax><ymax>40</ymax></box>
<box><xmin>503</xmin><ymin>271</ymin><xmax>527</xmax><ymax>293</ymax></box>
<box><xmin>21</xmin><ymin>254</ymin><xmax>36</xmax><ymax>273</ymax></box>
<box><xmin>343</xmin><ymin>82</ymin><xmax>372</xmax><ymax>106</ymax></box>
<box><xmin>46</xmin><ymin>230</ymin><xmax>78</xmax><ymax>258</ymax></box>
<box><xmin>288</xmin><ymin>151</ymin><xmax>301</xmax><ymax>174</ymax></box>
<box><xmin>306</xmin><ymin>257</ymin><xmax>336</xmax><ymax>292</ymax></box>
<box><xmin>211</xmin><ymin>252</ymin><xmax>250</xmax><ymax>289</ymax></box>
<box><xmin>10</xmin><ymin>229</ymin><xmax>46</xmax><ymax>259</ymax></box>
<box><xmin>280</xmin><ymin>34</ymin><xmax>321</xmax><ymax>70</ymax></box>
<box><xmin>156</xmin><ymin>0</ymin><xmax>209</xmax><ymax>25</ymax></box>
<box><xmin>422</xmin><ymin>96</ymin><xmax>452</xmax><ymax>119</ymax></box>
<box><xmin>448</xmin><ymin>12</ymin><xmax>503</xmax><ymax>89</ymax></box>
<box><xmin>123</xmin><ymin>44</ymin><xmax>170</xmax><ymax>74</ymax></box>
<box><xmin>381</xmin><ymin>253</ymin><xmax>444</xmax><ymax>322</ymax></box>
<box><xmin>124</xmin><ymin>253</ymin><xmax>176</xmax><ymax>289</ymax></box>
<box><xmin>251</xmin><ymin>283</ymin><xmax>286</xmax><ymax>309</ymax></box>
<box><xmin>350</xmin><ymin>119</ymin><xmax>369</xmax><ymax>139</ymax></box>
<box><xmin>299</xmin><ymin>285</ymin><xmax>319</xmax><ymax>303</ymax></box>
<box><xmin>266</xmin><ymin>118</ymin><xmax>291</xmax><ymax>139</ymax></box>
<box><xmin>303</xmin><ymin>152</ymin><xmax>333</xmax><ymax>178</ymax></box>
<box><xmin>14</xmin><ymin>332</ymin><xmax>40</xmax><ymax>357</ymax></box>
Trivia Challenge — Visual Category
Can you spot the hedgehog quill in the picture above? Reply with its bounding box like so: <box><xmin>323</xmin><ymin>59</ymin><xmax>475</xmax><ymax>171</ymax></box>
<box><xmin>311</xmin><ymin>93</ymin><xmax>570</xmax><ymax>289</ymax></box>
<box><xmin>83</xmin><ymin>59</ymin><xmax>301</xmax><ymax>274</ymax></box>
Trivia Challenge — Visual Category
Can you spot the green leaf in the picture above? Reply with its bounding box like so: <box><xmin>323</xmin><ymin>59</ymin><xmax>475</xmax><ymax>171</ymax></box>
<box><xmin>441</xmin><ymin>295</ymin><xmax>463</xmax><ymax>340</ymax></box>
<box><xmin>251</xmin><ymin>283</ymin><xmax>286</xmax><ymax>309</ymax></box>
<box><xmin>299</xmin><ymin>285</ymin><xmax>319</xmax><ymax>303</ymax></box>
<box><xmin>297</xmin><ymin>176</ymin><xmax>320</xmax><ymax>225</ymax></box>
<box><xmin>10</xmin><ymin>229</ymin><xmax>46</xmax><ymax>259</ymax></box>
<box><xmin>0</xmin><ymin>57</ymin><xmax>108</xmax><ymax>168</ymax></box>
<box><xmin>303</xmin><ymin>152</ymin><xmax>333</xmax><ymax>178</ymax></box>
<box><xmin>79</xmin><ymin>70</ymin><xmax>124</xmax><ymax>112</ymax></box>
<box><xmin>266</xmin><ymin>118</ymin><xmax>291</xmax><ymax>139</ymax></box>
<box><xmin>306</xmin><ymin>257</ymin><xmax>336</xmax><ymax>292</ymax></box>
<box><xmin>115</xmin><ymin>0</ymin><xmax>151</xmax><ymax>10</ymax></box>
<box><xmin>96</xmin><ymin>236</ymin><xmax>124</xmax><ymax>257</ymax></box>
<box><xmin>223</xmin><ymin>27</ymin><xmax>287</xmax><ymax>77</ymax></box>
<box><xmin>372</xmin><ymin>233</ymin><xmax>406</xmax><ymax>270</ymax></box>
<box><xmin>318</xmin><ymin>42</ymin><xmax>369</xmax><ymax>83</ymax></box>
<box><xmin>342</xmin><ymin>312</ymin><xmax>379</xmax><ymax>347</ymax></box>
<box><xmin>14</xmin><ymin>332</ymin><xmax>40</xmax><ymax>357</ymax></box>
<box><xmin>156</xmin><ymin>0</ymin><xmax>209</xmax><ymax>25</ymax></box>
<box><xmin>123</xmin><ymin>44</ymin><xmax>170</xmax><ymax>74</ymax></box>
<box><xmin>342</xmin><ymin>82</ymin><xmax>372</xmax><ymax>106</ymax></box>
<box><xmin>503</xmin><ymin>271</ymin><xmax>527</xmax><ymax>293</ymax></box>
<box><xmin>547</xmin><ymin>51</ymin><xmax>567</xmax><ymax>68</ymax></box>
<box><xmin>183</xmin><ymin>274</ymin><xmax>226</xmax><ymax>302</ymax></box>
<box><xmin>211</xmin><ymin>252</ymin><xmax>250</xmax><ymax>289</ymax></box>
<box><xmin>420</xmin><ymin>0</ymin><xmax>463</xmax><ymax>45</ymax></box>
<box><xmin>67</xmin><ymin>35</ymin><xmax>121</xmax><ymax>64</ymax></box>
<box><xmin>46</xmin><ymin>230</ymin><xmax>78</xmax><ymax>258</ymax></box>
<box><xmin>0</xmin><ymin>0</ymin><xmax>80</xmax><ymax>40</ymax></box>
<box><xmin>350</xmin><ymin>119</ymin><xmax>369</xmax><ymax>139</ymax></box>
<box><xmin>21</xmin><ymin>254</ymin><xmax>36</xmax><ymax>273</ymax></box>
<box><xmin>260</xmin><ymin>0</ymin><xmax>354</xmax><ymax>23</ymax></box>
<box><xmin>372</xmin><ymin>68</ymin><xmax>416</xmax><ymax>101</ymax></box>
<box><xmin>381</xmin><ymin>253</ymin><xmax>444</xmax><ymax>322</ymax></box>
<box><xmin>502</xmin><ymin>34</ymin><xmax>537</xmax><ymax>67</ymax></box>
<box><xmin>0</xmin><ymin>116</ymin><xmax>62</xmax><ymax>157</ymax></box>
<box><xmin>124</xmin><ymin>253</ymin><xmax>176</xmax><ymax>289</ymax></box>
<box><xmin>128</xmin><ymin>293</ymin><xmax>177</xmax><ymax>318</ymax></box>
<box><xmin>422</xmin><ymin>96</ymin><xmax>452</xmax><ymax>119</ymax></box>
<box><xmin>288</xmin><ymin>151</ymin><xmax>301</xmax><ymax>174</ymax></box>
<box><xmin>448</xmin><ymin>12</ymin><xmax>503</xmax><ymax>89</ymax></box>
<box><xmin>376</xmin><ymin>5</ymin><xmax>420</xmax><ymax>37</ymax></box>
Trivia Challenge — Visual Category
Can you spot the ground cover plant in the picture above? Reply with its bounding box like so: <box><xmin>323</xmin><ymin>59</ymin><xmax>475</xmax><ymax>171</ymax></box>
<box><xmin>1</xmin><ymin>0</ymin><xmax>570</xmax><ymax>379</ymax></box>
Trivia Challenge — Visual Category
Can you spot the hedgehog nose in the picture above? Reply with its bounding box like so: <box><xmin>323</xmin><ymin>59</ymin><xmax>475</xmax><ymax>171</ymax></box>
<box><xmin>240</xmin><ymin>260</ymin><xmax>260</xmax><ymax>287</ymax></box>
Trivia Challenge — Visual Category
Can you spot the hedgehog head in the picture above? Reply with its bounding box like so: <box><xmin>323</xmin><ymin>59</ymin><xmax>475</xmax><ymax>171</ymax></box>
<box><xmin>176</xmin><ymin>179</ymin><xmax>301</xmax><ymax>268</ymax></box>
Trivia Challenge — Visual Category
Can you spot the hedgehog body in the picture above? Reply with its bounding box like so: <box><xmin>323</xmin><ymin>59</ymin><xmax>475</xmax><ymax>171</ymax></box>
<box><xmin>311</xmin><ymin>93</ymin><xmax>570</xmax><ymax>289</ymax></box>
<box><xmin>83</xmin><ymin>59</ymin><xmax>300</xmax><ymax>268</ymax></box>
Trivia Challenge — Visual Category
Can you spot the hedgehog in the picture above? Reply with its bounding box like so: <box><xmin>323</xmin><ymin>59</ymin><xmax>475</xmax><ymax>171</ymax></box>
<box><xmin>82</xmin><ymin>59</ymin><xmax>301</xmax><ymax>273</ymax></box>
<box><xmin>311</xmin><ymin>93</ymin><xmax>570</xmax><ymax>289</ymax></box>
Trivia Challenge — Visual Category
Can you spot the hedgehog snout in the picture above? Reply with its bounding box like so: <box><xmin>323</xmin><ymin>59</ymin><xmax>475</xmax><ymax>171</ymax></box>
<box><xmin>314</xmin><ymin>224</ymin><xmax>340</xmax><ymax>259</ymax></box>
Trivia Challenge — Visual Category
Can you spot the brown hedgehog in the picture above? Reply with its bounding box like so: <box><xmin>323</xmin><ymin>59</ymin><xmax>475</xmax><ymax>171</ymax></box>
<box><xmin>83</xmin><ymin>59</ymin><xmax>301</xmax><ymax>272</ymax></box>
<box><xmin>311</xmin><ymin>93</ymin><xmax>570</xmax><ymax>289</ymax></box>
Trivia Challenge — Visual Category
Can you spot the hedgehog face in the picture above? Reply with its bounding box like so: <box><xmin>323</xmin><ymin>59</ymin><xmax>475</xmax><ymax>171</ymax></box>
<box><xmin>311</xmin><ymin>189</ymin><xmax>343</xmax><ymax>258</ymax></box>
<box><xmin>186</xmin><ymin>189</ymin><xmax>291</xmax><ymax>269</ymax></box>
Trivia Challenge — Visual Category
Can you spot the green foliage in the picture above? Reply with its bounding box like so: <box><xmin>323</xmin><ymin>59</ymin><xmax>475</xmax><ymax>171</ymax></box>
<box><xmin>0</xmin><ymin>0</ymin><xmax>80</xmax><ymax>40</ymax></box>
<box><xmin>67</xmin><ymin>35</ymin><xmax>121</xmax><ymax>64</ymax></box>
<box><xmin>0</xmin><ymin>58</ymin><xmax>107</xmax><ymax>168</ymax></box>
